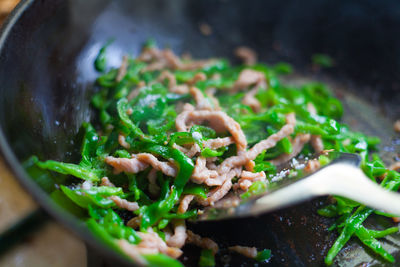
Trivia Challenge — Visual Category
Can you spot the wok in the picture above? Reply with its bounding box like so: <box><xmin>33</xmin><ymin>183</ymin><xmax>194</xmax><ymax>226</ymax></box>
<box><xmin>0</xmin><ymin>0</ymin><xmax>399</xmax><ymax>266</ymax></box>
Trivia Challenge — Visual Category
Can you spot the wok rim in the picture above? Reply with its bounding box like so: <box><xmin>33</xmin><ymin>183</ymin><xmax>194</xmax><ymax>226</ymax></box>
<box><xmin>0</xmin><ymin>0</ymin><xmax>136</xmax><ymax>266</ymax></box>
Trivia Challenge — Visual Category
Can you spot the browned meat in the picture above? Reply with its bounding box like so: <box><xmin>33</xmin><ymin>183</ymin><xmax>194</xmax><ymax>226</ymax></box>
<box><xmin>233</xmin><ymin>69</ymin><xmax>265</xmax><ymax>91</ymax></box>
<box><xmin>105</xmin><ymin>156</ymin><xmax>148</xmax><ymax>174</ymax></box>
<box><xmin>118</xmin><ymin>134</ymin><xmax>130</xmax><ymax>149</ymax></box>
<box><xmin>175</xmin><ymin>108</ymin><xmax>248</xmax><ymax>152</ymax></box>
<box><xmin>157</xmin><ymin>70</ymin><xmax>177</xmax><ymax>89</ymax></box>
<box><xmin>270</xmin><ymin>134</ymin><xmax>311</xmax><ymax>166</ymax></box>
<box><xmin>229</xmin><ymin>245</ymin><xmax>258</xmax><ymax>258</ymax></box>
<box><xmin>203</xmin><ymin>137</ymin><xmax>234</xmax><ymax>149</ymax></box>
<box><xmin>234</xmin><ymin>170</ymin><xmax>266</xmax><ymax>191</ymax></box>
<box><xmin>100</xmin><ymin>177</ymin><xmax>115</xmax><ymax>187</ymax></box>
<box><xmin>127</xmin><ymin>216</ymin><xmax>141</xmax><ymax>229</ymax></box>
<box><xmin>205</xmin><ymin>88</ymin><xmax>221</xmax><ymax>110</ymax></box>
<box><xmin>197</xmin><ymin>169</ymin><xmax>240</xmax><ymax>206</ymax></box>
<box><xmin>304</xmin><ymin>159</ymin><xmax>321</xmax><ymax>173</ymax></box>
<box><xmin>218</xmin><ymin>113</ymin><xmax>296</xmax><ymax>174</ymax></box>
<box><xmin>110</xmin><ymin>196</ymin><xmax>139</xmax><ymax>211</ymax></box>
<box><xmin>138</xmin><ymin>47</ymin><xmax>214</xmax><ymax>72</ymax></box>
<box><xmin>310</xmin><ymin>135</ymin><xmax>324</xmax><ymax>153</ymax></box>
<box><xmin>234</xmin><ymin>46</ymin><xmax>258</xmax><ymax>65</ymax></box>
<box><xmin>389</xmin><ymin>161</ymin><xmax>400</xmax><ymax>172</ymax></box>
<box><xmin>116</xmin><ymin>55</ymin><xmax>129</xmax><ymax>82</ymax></box>
<box><xmin>242</xmin><ymin>87</ymin><xmax>261</xmax><ymax>112</ymax></box>
<box><xmin>186</xmin><ymin>144</ymin><xmax>201</xmax><ymax>158</ymax></box>
<box><xmin>136</xmin><ymin>153</ymin><xmax>177</xmax><ymax>177</ymax></box>
<box><xmin>178</xmin><ymin>194</ymin><xmax>195</xmax><ymax>214</ymax></box>
<box><xmin>187</xmin><ymin>72</ymin><xmax>207</xmax><ymax>85</ymax></box>
<box><xmin>186</xmin><ymin>230</ymin><xmax>219</xmax><ymax>254</ymax></box>
<box><xmin>394</xmin><ymin>120</ymin><xmax>400</xmax><ymax>133</ymax></box>
<box><xmin>137</xmin><ymin>229</ymin><xmax>183</xmax><ymax>259</ymax></box>
<box><xmin>191</xmin><ymin>157</ymin><xmax>218</xmax><ymax>184</ymax></box>
<box><xmin>199</xmin><ymin>23</ymin><xmax>213</xmax><ymax>36</ymax></box>
<box><xmin>190</xmin><ymin>87</ymin><xmax>213</xmax><ymax>110</ymax></box>
<box><xmin>166</xmin><ymin>220</ymin><xmax>187</xmax><ymax>249</ymax></box>
<box><xmin>117</xmin><ymin>239</ymin><xmax>147</xmax><ymax>266</ymax></box>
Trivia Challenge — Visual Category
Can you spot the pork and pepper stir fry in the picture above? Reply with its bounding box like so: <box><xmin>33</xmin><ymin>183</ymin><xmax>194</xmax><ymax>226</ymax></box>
<box><xmin>25</xmin><ymin>41</ymin><xmax>400</xmax><ymax>266</ymax></box>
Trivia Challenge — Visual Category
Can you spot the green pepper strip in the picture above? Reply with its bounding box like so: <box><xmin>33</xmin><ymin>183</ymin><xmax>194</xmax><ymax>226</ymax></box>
<box><xmin>355</xmin><ymin>226</ymin><xmax>395</xmax><ymax>263</ymax></box>
<box><xmin>325</xmin><ymin>206</ymin><xmax>373</xmax><ymax>265</ymax></box>
<box><xmin>117</xmin><ymin>98</ymin><xmax>152</xmax><ymax>143</ymax></box>
<box><xmin>130</xmin><ymin>142</ymin><xmax>194</xmax><ymax>230</ymax></box>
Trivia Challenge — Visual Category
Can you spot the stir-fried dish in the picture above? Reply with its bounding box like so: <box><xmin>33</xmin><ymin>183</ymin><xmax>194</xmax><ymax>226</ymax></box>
<box><xmin>25</xmin><ymin>41</ymin><xmax>400</xmax><ymax>266</ymax></box>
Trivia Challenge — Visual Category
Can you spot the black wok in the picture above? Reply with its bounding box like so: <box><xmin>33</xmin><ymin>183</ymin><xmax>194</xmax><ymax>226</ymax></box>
<box><xmin>0</xmin><ymin>0</ymin><xmax>399</xmax><ymax>266</ymax></box>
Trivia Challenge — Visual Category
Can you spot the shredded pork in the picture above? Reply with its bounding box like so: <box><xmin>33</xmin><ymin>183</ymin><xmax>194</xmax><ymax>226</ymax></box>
<box><xmin>270</xmin><ymin>134</ymin><xmax>311</xmax><ymax>166</ymax></box>
<box><xmin>186</xmin><ymin>230</ymin><xmax>219</xmax><ymax>254</ymax></box>
<box><xmin>394</xmin><ymin>120</ymin><xmax>400</xmax><ymax>133</ymax></box>
<box><xmin>229</xmin><ymin>245</ymin><xmax>258</xmax><ymax>258</ymax></box>
<box><xmin>234</xmin><ymin>46</ymin><xmax>257</xmax><ymax>66</ymax></box>
<box><xmin>166</xmin><ymin>220</ymin><xmax>187</xmax><ymax>249</ymax></box>
<box><xmin>110</xmin><ymin>196</ymin><xmax>139</xmax><ymax>211</ymax></box>
<box><xmin>178</xmin><ymin>194</ymin><xmax>195</xmax><ymax>214</ymax></box>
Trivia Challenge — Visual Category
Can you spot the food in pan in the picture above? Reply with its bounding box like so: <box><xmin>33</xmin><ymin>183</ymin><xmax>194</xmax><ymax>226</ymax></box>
<box><xmin>25</xmin><ymin>41</ymin><xmax>400</xmax><ymax>266</ymax></box>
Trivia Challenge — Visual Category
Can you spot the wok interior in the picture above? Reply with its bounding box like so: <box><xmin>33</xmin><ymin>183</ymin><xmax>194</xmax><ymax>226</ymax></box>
<box><xmin>0</xmin><ymin>0</ymin><xmax>399</xmax><ymax>266</ymax></box>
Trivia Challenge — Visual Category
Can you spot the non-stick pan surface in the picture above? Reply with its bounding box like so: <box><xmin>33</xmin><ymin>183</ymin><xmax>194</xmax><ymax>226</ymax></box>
<box><xmin>0</xmin><ymin>0</ymin><xmax>399</xmax><ymax>266</ymax></box>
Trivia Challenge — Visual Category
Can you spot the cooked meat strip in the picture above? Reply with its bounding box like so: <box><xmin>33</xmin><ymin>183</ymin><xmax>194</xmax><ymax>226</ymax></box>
<box><xmin>218</xmin><ymin>113</ymin><xmax>296</xmax><ymax>174</ymax></box>
<box><xmin>186</xmin><ymin>144</ymin><xmax>201</xmax><ymax>158</ymax></box>
<box><xmin>110</xmin><ymin>196</ymin><xmax>139</xmax><ymax>211</ymax></box>
<box><xmin>137</xmin><ymin>229</ymin><xmax>183</xmax><ymax>259</ymax></box>
<box><xmin>234</xmin><ymin>170</ymin><xmax>266</xmax><ymax>191</ymax></box>
<box><xmin>242</xmin><ymin>86</ymin><xmax>261</xmax><ymax>112</ymax></box>
<box><xmin>136</xmin><ymin>153</ymin><xmax>177</xmax><ymax>177</ymax></box>
<box><xmin>233</xmin><ymin>69</ymin><xmax>265</xmax><ymax>92</ymax></box>
<box><xmin>234</xmin><ymin>46</ymin><xmax>257</xmax><ymax>66</ymax></box>
<box><xmin>100</xmin><ymin>177</ymin><xmax>115</xmax><ymax>187</ymax></box>
<box><xmin>187</xmin><ymin>72</ymin><xmax>207</xmax><ymax>86</ymax></box>
<box><xmin>157</xmin><ymin>70</ymin><xmax>177</xmax><ymax>89</ymax></box>
<box><xmin>166</xmin><ymin>220</ymin><xmax>187</xmax><ymax>249</ymax></box>
<box><xmin>191</xmin><ymin>157</ymin><xmax>218</xmax><ymax>184</ymax></box>
<box><xmin>197</xmin><ymin>169</ymin><xmax>240</xmax><ymax>206</ymax></box>
<box><xmin>244</xmin><ymin>160</ymin><xmax>255</xmax><ymax>172</ymax></box>
<box><xmin>204</xmin><ymin>137</ymin><xmax>235</xmax><ymax>149</ymax></box>
<box><xmin>310</xmin><ymin>135</ymin><xmax>324</xmax><ymax>153</ymax></box>
<box><xmin>394</xmin><ymin>120</ymin><xmax>400</xmax><ymax>133</ymax></box>
<box><xmin>205</xmin><ymin>88</ymin><xmax>222</xmax><ymax>110</ymax></box>
<box><xmin>105</xmin><ymin>156</ymin><xmax>148</xmax><ymax>174</ymax></box>
<box><xmin>116</xmin><ymin>55</ymin><xmax>129</xmax><ymax>82</ymax></box>
<box><xmin>270</xmin><ymin>134</ymin><xmax>311</xmax><ymax>166</ymax></box>
<box><xmin>186</xmin><ymin>230</ymin><xmax>219</xmax><ymax>254</ymax></box>
<box><xmin>178</xmin><ymin>194</ymin><xmax>195</xmax><ymax>214</ymax></box>
<box><xmin>212</xmin><ymin>193</ymin><xmax>241</xmax><ymax>208</ymax></box>
<box><xmin>229</xmin><ymin>245</ymin><xmax>258</xmax><ymax>258</ymax></box>
<box><xmin>175</xmin><ymin>108</ymin><xmax>248</xmax><ymax>152</ymax></box>
<box><xmin>190</xmin><ymin>87</ymin><xmax>213</xmax><ymax>110</ymax></box>
<box><xmin>389</xmin><ymin>161</ymin><xmax>400</xmax><ymax>172</ymax></box>
<box><xmin>199</xmin><ymin>23</ymin><xmax>213</xmax><ymax>36</ymax></box>
<box><xmin>117</xmin><ymin>239</ymin><xmax>147</xmax><ymax>266</ymax></box>
<box><xmin>304</xmin><ymin>159</ymin><xmax>321</xmax><ymax>173</ymax></box>
<box><xmin>139</xmin><ymin>47</ymin><xmax>214</xmax><ymax>71</ymax></box>
<box><xmin>118</xmin><ymin>134</ymin><xmax>130</xmax><ymax>149</ymax></box>
<box><xmin>307</xmin><ymin>103</ymin><xmax>324</xmax><ymax>153</ymax></box>
<box><xmin>127</xmin><ymin>216</ymin><xmax>141</xmax><ymax>229</ymax></box>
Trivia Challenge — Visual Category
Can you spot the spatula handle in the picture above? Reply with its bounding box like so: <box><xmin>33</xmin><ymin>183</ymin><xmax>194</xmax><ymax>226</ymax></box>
<box><xmin>251</xmin><ymin>163</ymin><xmax>400</xmax><ymax>216</ymax></box>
